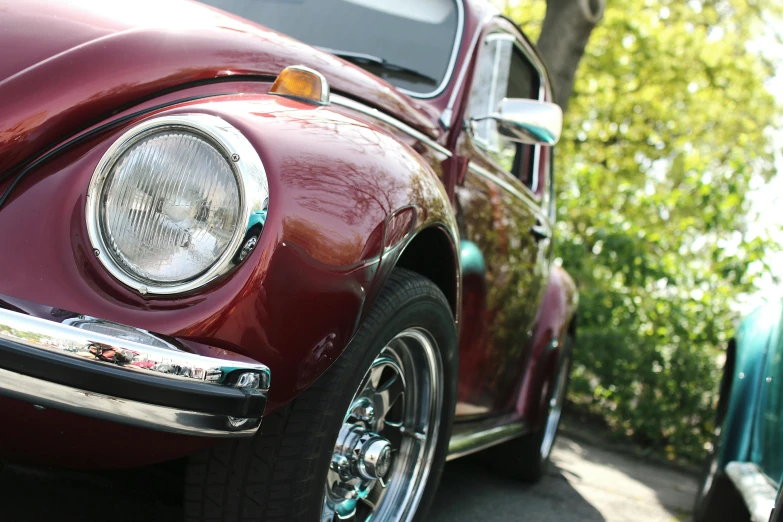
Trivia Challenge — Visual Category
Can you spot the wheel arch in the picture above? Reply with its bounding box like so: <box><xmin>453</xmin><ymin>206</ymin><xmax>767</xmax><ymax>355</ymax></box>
<box><xmin>157</xmin><ymin>95</ymin><xmax>463</xmax><ymax>411</ymax></box>
<box><xmin>393</xmin><ymin>225</ymin><xmax>460</xmax><ymax>320</ymax></box>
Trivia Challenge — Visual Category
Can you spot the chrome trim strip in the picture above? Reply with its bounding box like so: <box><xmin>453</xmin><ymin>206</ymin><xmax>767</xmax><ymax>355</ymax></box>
<box><xmin>486</xmin><ymin>34</ymin><xmax>509</xmax><ymax>122</ymax></box>
<box><xmin>331</xmin><ymin>95</ymin><xmax>451</xmax><ymax>157</ymax></box>
<box><xmin>441</xmin><ymin>8</ymin><xmax>497</xmax><ymax>129</ymax></box>
<box><xmin>506</xmin><ymin>27</ymin><xmax>550</xmax><ymax>197</ymax></box>
<box><xmin>447</xmin><ymin>421</ymin><xmax>527</xmax><ymax>461</ymax></box>
<box><xmin>401</xmin><ymin>0</ymin><xmax>465</xmax><ymax>100</ymax></box>
<box><xmin>467</xmin><ymin>162</ymin><xmax>542</xmax><ymax>212</ymax></box>
<box><xmin>468</xmin><ymin>145</ymin><xmax>544</xmax><ymax>208</ymax></box>
<box><xmin>332</xmin><ymin>95</ymin><xmax>548</xmax><ymax>220</ymax></box>
<box><xmin>525</xmin><ymin>34</ymin><xmax>547</xmax><ymax>195</ymax></box>
<box><xmin>0</xmin><ymin>307</ymin><xmax>270</xmax><ymax>388</ymax></box>
<box><xmin>531</xmin><ymin>144</ymin><xmax>542</xmax><ymax>193</ymax></box>
<box><xmin>725</xmin><ymin>462</ymin><xmax>777</xmax><ymax>522</ymax></box>
<box><xmin>86</xmin><ymin>113</ymin><xmax>270</xmax><ymax>296</ymax></box>
<box><xmin>469</xmin><ymin>29</ymin><xmax>548</xmax><ymax>201</ymax></box>
<box><xmin>0</xmin><ymin>367</ymin><xmax>261</xmax><ymax>437</ymax></box>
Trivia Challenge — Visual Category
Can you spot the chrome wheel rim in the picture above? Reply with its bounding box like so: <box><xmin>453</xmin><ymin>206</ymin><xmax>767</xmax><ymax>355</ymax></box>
<box><xmin>540</xmin><ymin>352</ymin><xmax>570</xmax><ymax>459</ymax></box>
<box><xmin>321</xmin><ymin>328</ymin><xmax>443</xmax><ymax>522</ymax></box>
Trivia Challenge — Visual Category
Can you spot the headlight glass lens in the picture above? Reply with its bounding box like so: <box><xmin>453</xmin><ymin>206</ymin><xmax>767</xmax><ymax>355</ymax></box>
<box><xmin>101</xmin><ymin>130</ymin><xmax>241</xmax><ymax>284</ymax></box>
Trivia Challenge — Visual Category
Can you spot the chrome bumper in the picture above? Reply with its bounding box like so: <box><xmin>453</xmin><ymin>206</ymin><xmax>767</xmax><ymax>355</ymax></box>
<box><xmin>0</xmin><ymin>307</ymin><xmax>270</xmax><ymax>437</ymax></box>
<box><xmin>725</xmin><ymin>462</ymin><xmax>777</xmax><ymax>522</ymax></box>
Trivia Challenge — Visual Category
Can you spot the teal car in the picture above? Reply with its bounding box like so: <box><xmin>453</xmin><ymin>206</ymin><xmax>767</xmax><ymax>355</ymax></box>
<box><xmin>695</xmin><ymin>302</ymin><xmax>783</xmax><ymax>522</ymax></box>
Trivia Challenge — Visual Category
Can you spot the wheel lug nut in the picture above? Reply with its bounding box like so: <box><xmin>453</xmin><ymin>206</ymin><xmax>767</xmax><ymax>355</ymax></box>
<box><xmin>330</xmin><ymin>454</ymin><xmax>351</xmax><ymax>478</ymax></box>
<box><xmin>354</xmin><ymin>403</ymin><xmax>375</xmax><ymax>424</ymax></box>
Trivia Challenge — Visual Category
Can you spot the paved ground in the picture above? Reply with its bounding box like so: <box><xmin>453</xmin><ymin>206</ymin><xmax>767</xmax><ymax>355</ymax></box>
<box><xmin>430</xmin><ymin>436</ymin><xmax>698</xmax><ymax>522</ymax></box>
<box><xmin>0</xmin><ymin>435</ymin><xmax>698</xmax><ymax>521</ymax></box>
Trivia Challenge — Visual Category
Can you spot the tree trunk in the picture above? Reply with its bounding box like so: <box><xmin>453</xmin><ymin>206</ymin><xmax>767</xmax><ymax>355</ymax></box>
<box><xmin>537</xmin><ymin>0</ymin><xmax>605</xmax><ymax>111</ymax></box>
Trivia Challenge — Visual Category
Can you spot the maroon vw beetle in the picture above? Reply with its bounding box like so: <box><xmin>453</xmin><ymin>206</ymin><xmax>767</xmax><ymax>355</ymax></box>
<box><xmin>0</xmin><ymin>0</ymin><xmax>577</xmax><ymax>520</ymax></box>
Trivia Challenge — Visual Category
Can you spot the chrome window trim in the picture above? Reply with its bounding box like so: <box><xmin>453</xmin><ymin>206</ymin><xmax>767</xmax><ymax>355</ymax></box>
<box><xmin>506</xmin><ymin>23</ymin><xmax>551</xmax><ymax>197</ymax></box>
<box><xmin>399</xmin><ymin>0</ymin><xmax>465</xmax><ymax>99</ymax></box>
<box><xmin>469</xmin><ymin>32</ymin><xmax>513</xmax><ymax>152</ymax></box>
<box><xmin>86</xmin><ymin>113</ymin><xmax>269</xmax><ymax>296</ymax></box>
<box><xmin>440</xmin><ymin>9</ymin><xmax>497</xmax><ymax>129</ymax></box>
<box><xmin>467</xmin><ymin>28</ymin><xmax>547</xmax><ymax>202</ymax></box>
<box><xmin>467</xmin><ymin>162</ymin><xmax>545</xmax><ymax>218</ymax></box>
<box><xmin>487</xmin><ymin>33</ymin><xmax>510</xmax><ymax>131</ymax></box>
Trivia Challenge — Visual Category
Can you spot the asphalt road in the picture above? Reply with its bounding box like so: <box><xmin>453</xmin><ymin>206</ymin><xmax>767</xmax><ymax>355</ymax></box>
<box><xmin>431</xmin><ymin>435</ymin><xmax>698</xmax><ymax>522</ymax></box>
<box><xmin>0</xmin><ymin>435</ymin><xmax>698</xmax><ymax>522</ymax></box>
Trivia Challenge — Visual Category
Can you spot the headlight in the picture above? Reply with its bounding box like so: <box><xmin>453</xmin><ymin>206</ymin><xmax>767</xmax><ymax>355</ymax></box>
<box><xmin>86</xmin><ymin>114</ymin><xmax>269</xmax><ymax>295</ymax></box>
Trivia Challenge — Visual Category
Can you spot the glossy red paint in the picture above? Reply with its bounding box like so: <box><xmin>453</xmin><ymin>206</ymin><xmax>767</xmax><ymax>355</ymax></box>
<box><xmin>0</xmin><ymin>396</ymin><xmax>215</xmax><ymax>468</ymax></box>
<box><xmin>514</xmin><ymin>267</ymin><xmax>579</xmax><ymax>425</ymax></box>
<box><xmin>449</xmin><ymin>14</ymin><xmax>561</xmax><ymax>417</ymax></box>
<box><xmin>0</xmin><ymin>0</ymin><xmax>440</xmax><ymax>173</ymax></box>
<box><xmin>0</xmin><ymin>0</ymin><xmax>577</xmax><ymax>470</ymax></box>
<box><xmin>0</xmin><ymin>93</ymin><xmax>457</xmax><ymax>467</ymax></box>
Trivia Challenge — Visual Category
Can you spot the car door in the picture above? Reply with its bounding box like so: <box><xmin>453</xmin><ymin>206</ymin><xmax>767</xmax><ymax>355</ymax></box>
<box><xmin>751</xmin><ymin>309</ymin><xmax>783</xmax><ymax>486</ymax></box>
<box><xmin>455</xmin><ymin>22</ymin><xmax>554</xmax><ymax>417</ymax></box>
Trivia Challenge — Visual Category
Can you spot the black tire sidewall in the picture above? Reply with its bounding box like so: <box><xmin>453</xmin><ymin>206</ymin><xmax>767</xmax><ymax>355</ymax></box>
<box><xmin>184</xmin><ymin>270</ymin><xmax>457</xmax><ymax>522</ymax></box>
<box><xmin>296</xmin><ymin>270</ymin><xmax>458</xmax><ymax>521</ymax></box>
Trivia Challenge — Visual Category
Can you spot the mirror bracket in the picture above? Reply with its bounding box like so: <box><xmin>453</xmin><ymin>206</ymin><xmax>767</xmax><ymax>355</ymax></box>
<box><xmin>470</xmin><ymin>98</ymin><xmax>563</xmax><ymax>146</ymax></box>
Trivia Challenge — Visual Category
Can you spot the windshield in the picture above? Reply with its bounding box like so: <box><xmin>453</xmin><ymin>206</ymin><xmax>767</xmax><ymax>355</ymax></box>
<box><xmin>200</xmin><ymin>0</ymin><xmax>461</xmax><ymax>96</ymax></box>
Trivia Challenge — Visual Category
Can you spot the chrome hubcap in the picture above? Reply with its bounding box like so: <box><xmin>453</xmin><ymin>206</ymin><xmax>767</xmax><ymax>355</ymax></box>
<box><xmin>360</xmin><ymin>438</ymin><xmax>393</xmax><ymax>479</ymax></box>
<box><xmin>330</xmin><ymin>425</ymin><xmax>394</xmax><ymax>487</ymax></box>
<box><xmin>322</xmin><ymin>328</ymin><xmax>442</xmax><ymax>522</ymax></box>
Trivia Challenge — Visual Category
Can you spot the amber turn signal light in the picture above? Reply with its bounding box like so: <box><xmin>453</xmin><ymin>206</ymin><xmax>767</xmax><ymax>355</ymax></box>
<box><xmin>269</xmin><ymin>65</ymin><xmax>330</xmax><ymax>105</ymax></box>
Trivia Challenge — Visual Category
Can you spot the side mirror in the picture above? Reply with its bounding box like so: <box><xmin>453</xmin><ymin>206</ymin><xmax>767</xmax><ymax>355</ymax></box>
<box><xmin>473</xmin><ymin>98</ymin><xmax>563</xmax><ymax>146</ymax></box>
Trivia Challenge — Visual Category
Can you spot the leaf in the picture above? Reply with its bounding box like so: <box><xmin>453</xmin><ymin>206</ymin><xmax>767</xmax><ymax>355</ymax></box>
<box><xmin>499</xmin><ymin>0</ymin><xmax>782</xmax><ymax>462</ymax></box>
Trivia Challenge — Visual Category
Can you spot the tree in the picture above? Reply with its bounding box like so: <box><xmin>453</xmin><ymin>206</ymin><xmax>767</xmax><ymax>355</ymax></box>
<box><xmin>501</xmin><ymin>0</ymin><xmax>782</xmax><ymax>461</ymax></box>
<box><xmin>495</xmin><ymin>0</ymin><xmax>606</xmax><ymax>110</ymax></box>
<box><xmin>538</xmin><ymin>0</ymin><xmax>606</xmax><ymax>110</ymax></box>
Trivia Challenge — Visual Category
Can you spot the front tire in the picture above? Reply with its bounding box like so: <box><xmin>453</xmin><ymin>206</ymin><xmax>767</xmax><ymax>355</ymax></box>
<box><xmin>184</xmin><ymin>268</ymin><xmax>458</xmax><ymax>522</ymax></box>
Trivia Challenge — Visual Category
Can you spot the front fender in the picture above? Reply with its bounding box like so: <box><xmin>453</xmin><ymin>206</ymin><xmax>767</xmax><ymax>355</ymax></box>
<box><xmin>0</xmin><ymin>93</ymin><xmax>457</xmax><ymax>414</ymax></box>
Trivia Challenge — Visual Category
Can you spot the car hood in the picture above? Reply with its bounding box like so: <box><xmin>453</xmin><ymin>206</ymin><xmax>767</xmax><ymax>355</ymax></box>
<box><xmin>0</xmin><ymin>0</ymin><xmax>440</xmax><ymax>172</ymax></box>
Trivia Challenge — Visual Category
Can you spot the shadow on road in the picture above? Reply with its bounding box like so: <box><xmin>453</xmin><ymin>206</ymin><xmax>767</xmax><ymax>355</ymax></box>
<box><xmin>0</xmin><ymin>435</ymin><xmax>696</xmax><ymax>522</ymax></box>
<box><xmin>1</xmin><ymin>457</ymin><xmax>604</xmax><ymax>522</ymax></box>
<box><xmin>0</xmin><ymin>464</ymin><xmax>183</xmax><ymax>522</ymax></box>
<box><xmin>429</xmin><ymin>454</ymin><xmax>606</xmax><ymax>522</ymax></box>
<box><xmin>553</xmin><ymin>436</ymin><xmax>698</xmax><ymax>521</ymax></box>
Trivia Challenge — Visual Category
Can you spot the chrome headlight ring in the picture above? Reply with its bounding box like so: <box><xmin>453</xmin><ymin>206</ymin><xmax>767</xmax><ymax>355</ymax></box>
<box><xmin>86</xmin><ymin>113</ymin><xmax>269</xmax><ymax>295</ymax></box>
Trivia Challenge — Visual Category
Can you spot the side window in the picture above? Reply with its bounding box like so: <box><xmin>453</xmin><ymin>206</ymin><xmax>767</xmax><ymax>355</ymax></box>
<box><xmin>469</xmin><ymin>34</ymin><xmax>542</xmax><ymax>191</ymax></box>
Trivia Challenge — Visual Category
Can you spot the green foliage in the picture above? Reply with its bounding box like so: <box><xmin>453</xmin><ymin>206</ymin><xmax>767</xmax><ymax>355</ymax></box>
<box><xmin>501</xmin><ymin>0</ymin><xmax>782</xmax><ymax>461</ymax></box>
